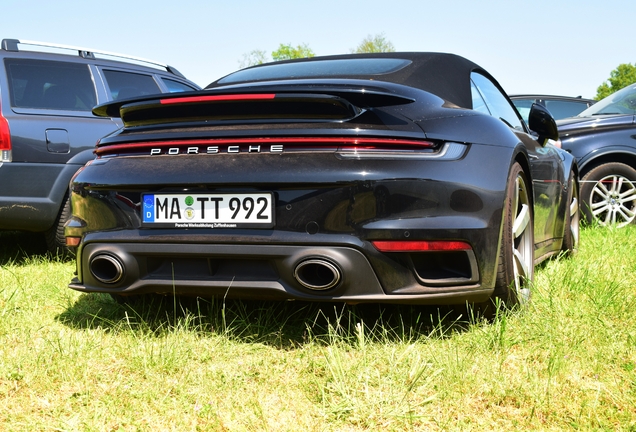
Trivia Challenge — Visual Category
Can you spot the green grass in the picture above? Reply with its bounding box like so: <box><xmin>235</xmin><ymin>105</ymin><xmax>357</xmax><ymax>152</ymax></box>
<box><xmin>1</xmin><ymin>228</ymin><xmax>635</xmax><ymax>430</ymax></box>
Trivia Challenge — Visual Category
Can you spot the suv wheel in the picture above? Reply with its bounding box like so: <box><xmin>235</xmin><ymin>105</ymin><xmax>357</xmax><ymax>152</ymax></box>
<box><xmin>580</xmin><ymin>162</ymin><xmax>636</xmax><ymax>227</ymax></box>
<box><xmin>45</xmin><ymin>194</ymin><xmax>72</xmax><ymax>255</ymax></box>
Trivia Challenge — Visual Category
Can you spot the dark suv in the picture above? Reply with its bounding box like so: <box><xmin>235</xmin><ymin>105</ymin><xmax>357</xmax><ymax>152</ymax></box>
<box><xmin>0</xmin><ymin>39</ymin><xmax>200</xmax><ymax>251</ymax></box>
<box><xmin>556</xmin><ymin>83</ymin><xmax>636</xmax><ymax>227</ymax></box>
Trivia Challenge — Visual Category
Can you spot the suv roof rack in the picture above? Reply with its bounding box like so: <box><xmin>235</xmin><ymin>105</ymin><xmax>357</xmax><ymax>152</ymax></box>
<box><xmin>1</xmin><ymin>38</ymin><xmax>185</xmax><ymax>78</ymax></box>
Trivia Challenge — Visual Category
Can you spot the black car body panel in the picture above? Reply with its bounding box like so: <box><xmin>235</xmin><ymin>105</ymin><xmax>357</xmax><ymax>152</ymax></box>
<box><xmin>558</xmin><ymin>115</ymin><xmax>636</xmax><ymax>170</ymax></box>
<box><xmin>66</xmin><ymin>53</ymin><xmax>577</xmax><ymax>305</ymax></box>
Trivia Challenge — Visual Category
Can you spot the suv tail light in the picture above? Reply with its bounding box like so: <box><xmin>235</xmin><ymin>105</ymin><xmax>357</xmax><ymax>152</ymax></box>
<box><xmin>0</xmin><ymin>100</ymin><xmax>11</xmax><ymax>162</ymax></box>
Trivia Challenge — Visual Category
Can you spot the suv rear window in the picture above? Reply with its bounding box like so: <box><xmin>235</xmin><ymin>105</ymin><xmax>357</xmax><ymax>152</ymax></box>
<box><xmin>103</xmin><ymin>69</ymin><xmax>161</xmax><ymax>101</ymax></box>
<box><xmin>5</xmin><ymin>59</ymin><xmax>97</xmax><ymax>111</ymax></box>
<box><xmin>162</xmin><ymin>77</ymin><xmax>198</xmax><ymax>93</ymax></box>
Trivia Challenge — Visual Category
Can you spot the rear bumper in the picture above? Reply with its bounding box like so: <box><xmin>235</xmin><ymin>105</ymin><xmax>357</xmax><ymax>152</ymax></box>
<box><xmin>70</xmin><ymin>232</ymin><xmax>492</xmax><ymax>305</ymax></box>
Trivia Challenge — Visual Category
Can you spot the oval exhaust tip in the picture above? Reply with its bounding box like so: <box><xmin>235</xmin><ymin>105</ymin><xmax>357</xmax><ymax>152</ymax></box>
<box><xmin>294</xmin><ymin>259</ymin><xmax>341</xmax><ymax>291</ymax></box>
<box><xmin>90</xmin><ymin>254</ymin><xmax>124</xmax><ymax>284</ymax></box>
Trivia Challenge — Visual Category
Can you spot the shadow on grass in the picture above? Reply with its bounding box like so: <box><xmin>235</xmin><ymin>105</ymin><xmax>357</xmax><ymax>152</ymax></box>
<box><xmin>57</xmin><ymin>292</ymin><xmax>477</xmax><ymax>348</ymax></box>
<box><xmin>0</xmin><ymin>230</ymin><xmax>73</xmax><ymax>265</ymax></box>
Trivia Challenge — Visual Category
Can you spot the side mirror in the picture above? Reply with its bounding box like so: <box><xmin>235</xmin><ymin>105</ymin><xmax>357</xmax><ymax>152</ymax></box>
<box><xmin>528</xmin><ymin>102</ymin><xmax>559</xmax><ymax>145</ymax></box>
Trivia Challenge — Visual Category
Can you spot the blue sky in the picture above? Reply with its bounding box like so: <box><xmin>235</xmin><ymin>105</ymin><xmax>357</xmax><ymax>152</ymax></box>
<box><xmin>4</xmin><ymin>0</ymin><xmax>633</xmax><ymax>99</ymax></box>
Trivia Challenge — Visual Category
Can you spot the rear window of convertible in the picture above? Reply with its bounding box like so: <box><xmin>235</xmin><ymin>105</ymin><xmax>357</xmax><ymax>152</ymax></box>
<box><xmin>217</xmin><ymin>58</ymin><xmax>412</xmax><ymax>84</ymax></box>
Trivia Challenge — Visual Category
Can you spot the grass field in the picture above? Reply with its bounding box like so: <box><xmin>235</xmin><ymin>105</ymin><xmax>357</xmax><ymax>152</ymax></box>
<box><xmin>1</xmin><ymin>228</ymin><xmax>635</xmax><ymax>431</ymax></box>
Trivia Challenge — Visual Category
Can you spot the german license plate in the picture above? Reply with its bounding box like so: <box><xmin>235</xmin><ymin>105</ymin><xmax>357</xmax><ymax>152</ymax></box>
<box><xmin>141</xmin><ymin>192</ymin><xmax>274</xmax><ymax>228</ymax></box>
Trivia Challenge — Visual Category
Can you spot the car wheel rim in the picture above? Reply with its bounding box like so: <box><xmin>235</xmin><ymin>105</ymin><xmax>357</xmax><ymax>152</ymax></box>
<box><xmin>590</xmin><ymin>174</ymin><xmax>636</xmax><ymax>227</ymax></box>
<box><xmin>512</xmin><ymin>174</ymin><xmax>532</xmax><ymax>303</ymax></box>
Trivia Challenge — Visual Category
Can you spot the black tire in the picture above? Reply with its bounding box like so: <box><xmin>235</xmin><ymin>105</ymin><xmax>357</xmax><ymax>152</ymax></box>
<box><xmin>561</xmin><ymin>170</ymin><xmax>580</xmax><ymax>255</ymax></box>
<box><xmin>580</xmin><ymin>162</ymin><xmax>636</xmax><ymax>227</ymax></box>
<box><xmin>45</xmin><ymin>194</ymin><xmax>74</xmax><ymax>256</ymax></box>
<box><xmin>476</xmin><ymin>162</ymin><xmax>534</xmax><ymax>318</ymax></box>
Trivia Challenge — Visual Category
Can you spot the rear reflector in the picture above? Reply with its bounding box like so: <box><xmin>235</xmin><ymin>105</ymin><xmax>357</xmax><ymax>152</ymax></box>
<box><xmin>66</xmin><ymin>236</ymin><xmax>81</xmax><ymax>247</ymax></box>
<box><xmin>372</xmin><ymin>240</ymin><xmax>472</xmax><ymax>252</ymax></box>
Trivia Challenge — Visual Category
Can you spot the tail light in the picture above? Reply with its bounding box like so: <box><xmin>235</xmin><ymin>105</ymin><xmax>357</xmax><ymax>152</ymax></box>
<box><xmin>0</xmin><ymin>100</ymin><xmax>11</xmax><ymax>162</ymax></box>
<box><xmin>94</xmin><ymin>136</ymin><xmax>444</xmax><ymax>158</ymax></box>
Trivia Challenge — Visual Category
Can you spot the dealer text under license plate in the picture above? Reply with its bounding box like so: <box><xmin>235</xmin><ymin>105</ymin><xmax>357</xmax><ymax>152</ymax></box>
<box><xmin>142</xmin><ymin>193</ymin><xmax>274</xmax><ymax>228</ymax></box>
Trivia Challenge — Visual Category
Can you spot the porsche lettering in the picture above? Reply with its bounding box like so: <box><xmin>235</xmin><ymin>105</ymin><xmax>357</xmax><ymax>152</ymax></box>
<box><xmin>149</xmin><ymin>144</ymin><xmax>284</xmax><ymax>155</ymax></box>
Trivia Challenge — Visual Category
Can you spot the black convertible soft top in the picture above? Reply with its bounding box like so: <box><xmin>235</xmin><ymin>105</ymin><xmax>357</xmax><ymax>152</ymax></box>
<box><xmin>209</xmin><ymin>52</ymin><xmax>494</xmax><ymax>109</ymax></box>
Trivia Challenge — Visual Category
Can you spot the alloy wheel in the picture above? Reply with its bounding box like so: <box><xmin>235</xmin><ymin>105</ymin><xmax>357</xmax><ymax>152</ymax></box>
<box><xmin>512</xmin><ymin>173</ymin><xmax>533</xmax><ymax>303</ymax></box>
<box><xmin>590</xmin><ymin>174</ymin><xmax>636</xmax><ymax>227</ymax></box>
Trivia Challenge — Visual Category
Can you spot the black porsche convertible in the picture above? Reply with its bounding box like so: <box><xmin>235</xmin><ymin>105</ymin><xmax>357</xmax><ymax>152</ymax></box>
<box><xmin>65</xmin><ymin>52</ymin><xmax>579</xmax><ymax>310</ymax></box>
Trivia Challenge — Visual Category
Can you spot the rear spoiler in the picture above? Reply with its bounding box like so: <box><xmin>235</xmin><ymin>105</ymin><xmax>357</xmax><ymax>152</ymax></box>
<box><xmin>93</xmin><ymin>85</ymin><xmax>416</xmax><ymax>128</ymax></box>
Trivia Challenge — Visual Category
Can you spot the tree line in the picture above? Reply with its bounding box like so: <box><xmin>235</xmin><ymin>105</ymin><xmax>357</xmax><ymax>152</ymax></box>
<box><xmin>239</xmin><ymin>33</ymin><xmax>394</xmax><ymax>68</ymax></box>
<box><xmin>239</xmin><ymin>34</ymin><xmax>634</xmax><ymax>101</ymax></box>
<box><xmin>595</xmin><ymin>63</ymin><xmax>636</xmax><ymax>100</ymax></box>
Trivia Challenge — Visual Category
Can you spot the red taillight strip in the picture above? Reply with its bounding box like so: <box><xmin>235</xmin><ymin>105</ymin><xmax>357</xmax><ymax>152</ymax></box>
<box><xmin>372</xmin><ymin>240</ymin><xmax>472</xmax><ymax>252</ymax></box>
<box><xmin>95</xmin><ymin>137</ymin><xmax>435</xmax><ymax>156</ymax></box>
<box><xmin>160</xmin><ymin>94</ymin><xmax>277</xmax><ymax>105</ymax></box>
